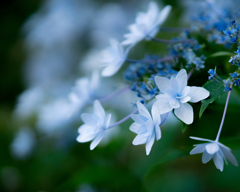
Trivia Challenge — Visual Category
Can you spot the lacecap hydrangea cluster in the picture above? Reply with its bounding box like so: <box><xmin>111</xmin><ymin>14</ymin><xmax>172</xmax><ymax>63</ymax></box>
<box><xmin>74</xmin><ymin>1</ymin><xmax>239</xmax><ymax>172</ymax></box>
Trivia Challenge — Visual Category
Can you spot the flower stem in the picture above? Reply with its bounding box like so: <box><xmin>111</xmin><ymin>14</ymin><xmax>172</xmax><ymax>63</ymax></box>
<box><xmin>215</xmin><ymin>84</ymin><xmax>233</xmax><ymax>142</ymax></box>
<box><xmin>99</xmin><ymin>87</ymin><xmax>130</xmax><ymax>103</ymax></box>
<box><xmin>148</xmin><ymin>36</ymin><xmax>191</xmax><ymax>44</ymax></box>
<box><xmin>108</xmin><ymin>109</ymin><xmax>138</xmax><ymax>129</ymax></box>
<box><xmin>159</xmin><ymin>27</ymin><xmax>190</xmax><ymax>32</ymax></box>
<box><xmin>187</xmin><ymin>68</ymin><xmax>195</xmax><ymax>80</ymax></box>
<box><xmin>125</xmin><ymin>55</ymin><xmax>179</xmax><ymax>64</ymax></box>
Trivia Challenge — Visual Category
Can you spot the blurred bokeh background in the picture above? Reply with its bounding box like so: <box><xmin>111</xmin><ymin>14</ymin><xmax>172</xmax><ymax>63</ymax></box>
<box><xmin>1</xmin><ymin>0</ymin><xmax>240</xmax><ymax>191</ymax></box>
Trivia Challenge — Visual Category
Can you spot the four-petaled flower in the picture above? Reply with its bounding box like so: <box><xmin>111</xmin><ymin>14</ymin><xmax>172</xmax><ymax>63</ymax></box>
<box><xmin>130</xmin><ymin>101</ymin><xmax>161</xmax><ymax>155</ymax></box>
<box><xmin>101</xmin><ymin>38</ymin><xmax>130</xmax><ymax>77</ymax></box>
<box><xmin>122</xmin><ymin>2</ymin><xmax>171</xmax><ymax>46</ymax></box>
<box><xmin>155</xmin><ymin>69</ymin><xmax>210</xmax><ymax>124</ymax></box>
<box><xmin>76</xmin><ymin>100</ymin><xmax>111</xmax><ymax>150</ymax></box>
<box><xmin>190</xmin><ymin>136</ymin><xmax>238</xmax><ymax>172</ymax></box>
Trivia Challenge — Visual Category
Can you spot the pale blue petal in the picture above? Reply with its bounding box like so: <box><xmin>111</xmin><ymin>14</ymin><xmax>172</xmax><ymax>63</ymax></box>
<box><xmin>81</xmin><ymin>113</ymin><xmax>99</xmax><ymax>126</ymax></box>
<box><xmin>77</xmin><ymin>132</ymin><xmax>96</xmax><ymax>143</ymax></box>
<box><xmin>146</xmin><ymin>133</ymin><xmax>155</xmax><ymax>155</ymax></box>
<box><xmin>137</xmin><ymin>101</ymin><xmax>151</xmax><ymax>119</ymax></box>
<box><xmin>169</xmin><ymin>98</ymin><xmax>180</xmax><ymax>109</ymax></box>
<box><xmin>220</xmin><ymin>146</ymin><xmax>238</xmax><ymax>166</ymax></box>
<box><xmin>180</xmin><ymin>96</ymin><xmax>191</xmax><ymax>103</ymax></box>
<box><xmin>175</xmin><ymin>69</ymin><xmax>187</xmax><ymax>93</ymax></box>
<box><xmin>131</xmin><ymin>114</ymin><xmax>148</xmax><ymax>124</ymax></box>
<box><xmin>154</xmin><ymin>76</ymin><xmax>171</xmax><ymax>93</ymax></box>
<box><xmin>174</xmin><ymin>103</ymin><xmax>193</xmax><ymax>125</ymax></box>
<box><xmin>188</xmin><ymin>87</ymin><xmax>210</xmax><ymax>103</ymax></box>
<box><xmin>155</xmin><ymin>94</ymin><xmax>173</xmax><ymax>114</ymax></box>
<box><xmin>190</xmin><ymin>144</ymin><xmax>207</xmax><ymax>155</ymax></box>
<box><xmin>129</xmin><ymin>122</ymin><xmax>141</xmax><ymax>133</ymax></box>
<box><xmin>101</xmin><ymin>60</ymin><xmax>124</xmax><ymax>77</ymax></box>
<box><xmin>78</xmin><ymin>124</ymin><xmax>92</xmax><ymax>134</ymax></box>
<box><xmin>213</xmin><ymin>152</ymin><xmax>224</xmax><ymax>172</ymax></box>
<box><xmin>156</xmin><ymin>5</ymin><xmax>172</xmax><ymax>27</ymax></box>
<box><xmin>155</xmin><ymin>124</ymin><xmax>161</xmax><ymax>140</ymax></box>
<box><xmin>205</xmin><ymin>143</ymin><xmax>219</xmax><ymax>154</ymax></box>
<box><xmin>93</xmin><ymin>100</ymin><xmax>105</xmax><ymax>120</ymax></box>
<box><xmin>190</xmin><ymin>136</ymin><xmax>214</xmax><ymax>142</ymax></box>
<box><xmin>132</xmin><ymin>134</ymin><xmax>148</xmax><ymax>145</ymax></box>
<box><xmin>202</xmin><ymin>150</ymin><xmax>214</xmax><ymax>164</ymax></box>
<box><xmin>137</xmin><ymin>125</ymin><xmax>148</xmax><ymax>134</ymax></box>
<box><xmin>151</xmin><ymin>102</ymin><xmax>161</xmax><ymax>125</ymax></box>
<box><xmin>145</xmin><ymin>119</ymin><xmax>154</xmax><ymax>132</ymax></box>
<box><xmin>105</xmin><ymin>114</ymin><xmax>111</xmax><ymax>129</ymax></box>
<box><xmin>90</xmin><ymin>131</ymin><xmax>105</xmax><ymax>150</ymax></box>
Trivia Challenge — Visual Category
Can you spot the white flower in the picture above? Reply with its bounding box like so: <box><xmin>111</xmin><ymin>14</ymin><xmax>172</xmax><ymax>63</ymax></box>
<box><xmin>155</xmin><ymin>69</ymin><xmax>209</xmax><ymax>124</ymax></box>
<box><xmin>76</xmin><ymin>100</ymin><xmax>111</xmax><ymax>150</ymax></box>
<box><xmin>69</xmin><ymin>71</ymin><xmax>99</xmax><ymax>116</ymax></box>
<box><xmin>10</xmin><ymin>127</ymin><xmax>36</xmax><ymax>159</ymax></box>
<box><xmin>101</xmin><ymin>38</ymin><xmax>130</xmax><ymax>77</ymax></box>
<box><xmin>190</xmin><ymin>136</ymin><xmax>238</xmax><ymax>172</ymax></box>
<box><xmin>122</xmin><ymin>2</ymin><xmax>172</xmax><ymax>46</ymax></box>
<box><xmin>130</xmin><ymin>101</ymin><xmax>161</xmax><ymax>155</ymax></box>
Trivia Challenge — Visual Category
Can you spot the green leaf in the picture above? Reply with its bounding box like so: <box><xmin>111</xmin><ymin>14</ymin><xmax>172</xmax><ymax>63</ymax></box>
<box><xmin>208</xmin><ymin>51</ymin><xmax>235</xmax><ymax>58</ymax></box>
<box><xmin>182</xmin><ymin>121</ymin><xmax>187</xmax><ymax>133</ymax></box>
<box><xmin>199</xmin><ymin>81</ymin><xmax>225</xmax><ymax>118</ymax></box>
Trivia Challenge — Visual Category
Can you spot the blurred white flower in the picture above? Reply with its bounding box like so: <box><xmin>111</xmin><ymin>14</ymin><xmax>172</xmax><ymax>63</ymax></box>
<box><xmin>10</xmin><ymin>127</ymin><xmax>36</xmax><ymax>159</ymax></box>
<box><xmin>14</xmin><ymin>87</ymin><xmax>44</xmax><ymax>120</ymax></box>
<box><xmin>130</xmin><ymin>101</ymin><xmax>161</xmax><ymax>155</ymax></box>
<box><xmin>155</xmin><ymin>69</ymin><xmax>209</xmax><ymax>124</ymax></box>
<box><xmin>77</xmin><ymin>100</ymin><xmax>111</xmax><ymax>150</ymax></box>
<box><xmin>190</xmin><ymin>136</ymin><xmax>238</xmax><ymax>172</ymax></box>
<box><xmin>122</xmin><ymin>2</ymin><xmax>172</xmax><ymax>46</ymax></box>
<box><xmin>101</xmin><ymin>39</ymin><xmax>130</xmax><ymax>77</ymax></box>
<box><xmin>69</xmin><ymin>71</ymin><xmax>99</xmax><ymax>116</ymax></box>
<box><xmin>37</xmin><ymin>99</ymin><xmax>72</xmax><ymax>134</ymax></box>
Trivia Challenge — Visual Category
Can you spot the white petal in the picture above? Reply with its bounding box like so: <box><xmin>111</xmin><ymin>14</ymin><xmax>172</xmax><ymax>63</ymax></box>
<box><xmin>137</xmin><ymin>101</ymin><xmax>151</xmax><ymax>119</ymax></box>
<box><xmin>156</xmin><ymin>5</ymin><xmax>172</xmax><ymax>26</ymax></box>
<box><xmin>81</xmin><ymin>113</ymin><xmax>99</xmax><ymax>126</ymax></box>
<box><xmin>175</xmin><ymin>69</ymin><xmax>188</xmax><ymax>93</ymax></box>
<box><xmin>188</xmin><ymin>87</ymin><xmax>210</xmax><ymax>103</ymax></box>
<box><xmin>180</xmin><ymin>96</ymin><xmax>191</xmax><ymax>103</ymax></box>
<box><xmin>101</xmin><ymin>60</ymin><xmax>124</xmax><ymax>77</ymax></box>
<box><xmin>77</xmin><ymin>132</ymin><xmax>96</xmax><ymax>143</ymax></box>
<box><xmin>94</xmin><ymin>100</ymin><xmax>105</xmax><ymax>120</ymax></box>
<box><xmin>145</xmin><ymin>133</ymin><xmax>155</xmax><ymax>155</ymax></box>
<box><xmin>155</xmin><ymin>124</ymin><xmax>161</xmax><ymax>140</ymax></box>
<box><xmin>131</xmin><ymin>114</ymin><xmax>147</xmax><ymax>124</ymax></box>
<box><xmin>155</xmin><ymin>94</ymin><xmax>173</xmax><ymax>114</ymax></box>
<box><xmin>90</xmin><ymin>131</ymin><xmax>105</xmax><ymax>150</ymax></box>
<box><xmin>129</xmin><ymin>122</ymin><xmax>141</xmax><ymax>133</ymax></box>
<box><xmin>137</xmin><ymin>125</ymin><xmax>148</xmax><ymax>134</ymax></box>
<box><xmin>205</xmin><ymin>143</ymin><xmax>219</xmax><ymax>154</ymax></box>
<box><xmin>154</xmin><ymin>76</ymin><xmax>171</xmax><ymax>93</ymax></box>
<box><xmin>220</xmin><ymin>146</ymin><xmax>238</xmax><ymax>166</ymax></box>
<box><xmin>169</xmin><ymin>98</ymin><xmax>180</xmax><ymax>109</ymax></box>
<box><xmin>174</xmin><ymin>103</ymin><xmax>193</xmax><ymax>125</ymax></box>
<box><xmin>105</xmin><ymin>114</ymin><xmax>111</xmax><ymax>129</ymax></box>
<box><xmin>132</xmin><ymin>134</ymin><xmax>148</xmax><ymax>145</ymax></box>
<box><xmin>151</xmin><ymin>102</ymin><xmax>161</xmax><ymax>125</ymax></box>
<box><xmin>190</xmin><ymin>143</ymin><xmax>207</xmax><ymax>155</ymax></box>
<box><xmin>190</xmin><ymin>136</ymin><xmax>214</xmax><ymax>142</ymax></box>
<box><xmin>213</xmin><ymin>152</ymin><xmax>224</xmax><ymax>172</ymax></box>
<box><xmin>202</xmin><ymin>150</ymin><xmax>214</xmax><ymax>164</ymax></box>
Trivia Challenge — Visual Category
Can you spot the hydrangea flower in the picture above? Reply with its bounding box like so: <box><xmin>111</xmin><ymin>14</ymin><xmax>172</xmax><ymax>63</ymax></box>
<box><xmin>76</xmin><ymin>100</ymin><xmax>111</xmax><ymax>150</ymax></box>
<box><xmin>155</xmin><ymin>69</ymin><xmax>210</xmax><ymax>124</ymax></box>
<box><xmin>130</xmin><ymin>101</ymin><xmax>161</xmax><ymax>155</ymax></box>
<box><xmin>190</xmin><ymin>136</ymin><xmax>238</xmax><ymax>172</ymax></box>
<box><xmin>101</xmin><ymin>38</ymin><xmax>130</xmax><ymax>77</ymax></box>
<box><xmin>122</xmin><ymin>2</ymin><xmax>171</xmax><ymax>46</ymax></box>
<box><xmin>69</xmin><ymin>71</ymin><xmax>99</xmax><ymax>116</ymax></box>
